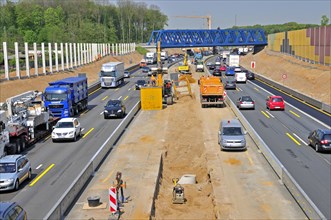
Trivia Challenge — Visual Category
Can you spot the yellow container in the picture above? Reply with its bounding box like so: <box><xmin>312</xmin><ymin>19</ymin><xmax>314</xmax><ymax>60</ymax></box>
<box><xmin>140</xmin><ymin>87</ymin><xmax>163</xmax><ymax>110</ymax></box>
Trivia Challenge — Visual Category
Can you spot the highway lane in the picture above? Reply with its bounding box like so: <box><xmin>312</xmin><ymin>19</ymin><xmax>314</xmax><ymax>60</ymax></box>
<box><xmin>220</xmin><ymin>71</ymin><xmax>331</xmax><ymax>218</ymax></box>
<box><xmin>1</xmin><ymin>68</ymin><xmax>149</xmax><ymax>218</ymax></box>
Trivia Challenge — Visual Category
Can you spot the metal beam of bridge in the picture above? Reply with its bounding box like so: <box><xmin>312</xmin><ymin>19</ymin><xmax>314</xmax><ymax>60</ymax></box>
<box><xmin>147</xmin><ymin>29</ymin><xmax>268</xmax><ymax>48</ymax></box>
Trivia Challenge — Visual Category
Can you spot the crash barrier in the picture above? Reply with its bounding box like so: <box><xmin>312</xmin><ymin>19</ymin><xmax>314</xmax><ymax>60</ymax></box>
<box><xmin>44</xmin><ymin>101</ymin><xmax>141</xmax><ymax>219</ymax></box>
<box><xmin>225</xmin><ymin>97</ymin><xmax>326</xmax><ymax>220</ymax></box>
<box><xmin>44</xmin><ymin>59</ymin><xmax>181</xmax><ymax>219</ymax></box>
<box><xmin>241</xmin><ymin>67</ymin><xmax>331</xmax><ymax>114</ymax></box>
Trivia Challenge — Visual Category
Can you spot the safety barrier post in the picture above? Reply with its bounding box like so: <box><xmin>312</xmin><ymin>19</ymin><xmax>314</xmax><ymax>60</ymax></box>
<box><xmin>3</xmin><ymin>42</ymin><xmax>9</xmax><ymax>80</ymax></box>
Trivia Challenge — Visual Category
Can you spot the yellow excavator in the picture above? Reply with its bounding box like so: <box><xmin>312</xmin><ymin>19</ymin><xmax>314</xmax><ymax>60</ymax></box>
<box><xmin>177</xmin><ymin>52</ymin><xmax>190</xmax><ymax>74</ymax></box>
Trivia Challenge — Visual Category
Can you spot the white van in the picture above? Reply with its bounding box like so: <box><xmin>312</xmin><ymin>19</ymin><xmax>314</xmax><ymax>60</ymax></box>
<box><xmin>235</xmin><ymin>72</ymin><xmax>247</xmax><ymax>83</ymax></box>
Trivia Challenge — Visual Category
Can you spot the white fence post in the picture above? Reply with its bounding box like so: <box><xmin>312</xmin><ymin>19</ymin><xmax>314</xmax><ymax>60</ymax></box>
<box><xmin>89</xmin><ymin>43</ymin><xmax>92</xmax><ymax>63</ymax></box>
<box><xmin>55</xmin><ymin>43</ymin><xmax>59</xmax><ymax>72</ymax></box>
<box><xmin>69</xmin><ymin>43</ymin><xmax>73</xmax><ymax>69</ymax></box>
<box><xmin>112</xmin><ymin>43</ymin><xmax>114</xmax><ymax>56</ymax></box>
<box><xmin>116</xmin><ymin>44</ymin><xmax>118</xmax><ymax>56</ymax></box>
<box><xmin>33</xmin><ymin>43</ymin><xmax>38</xmax><ymax>76</ymax></box>
<box><xmin>73</xmin><ymin>43</ymin><xmax>77</xmax><ymax>68</ymax></box>
<box><xmin>61</xmin><ymin>43</ymin><xmax>64</xmax><ymax>71</ymax></box>
<box><xmin>41</xmin><ymin>42</ymin><xmax>46</xmax><ymax>75</ymax></box>
<box><xmin>77</xmin><ymin>43</ymin><xmax>81</xmax><ymax>66</ymax></box>
<box><xmin>3</xmin><ymin>42</ymin><xmax>9</xmax><ymax>80</ymax></box>
<box><xmin>15</xmin><ymin>42</ymin><xmax>20</xmax><ymax>79</ymax></box>
<box><xmin>48</xmin><ymin>42</ymin><xmax>52</xmax><ymax>73</ymax></box>
<box><xmin>65</xmin><ymin>43</ymin><xmax>69</xmax><ymax>70</ymax></box>
<box><xmin>25</xmin><ymin>42</ymin><xmax>30</xmax><ymax>78</ymax></box>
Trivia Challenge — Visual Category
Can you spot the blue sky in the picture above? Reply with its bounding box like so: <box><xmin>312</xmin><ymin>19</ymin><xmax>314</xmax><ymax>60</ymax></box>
<box><xmin>141</xmin><ymin>0</ymin><xmax>331</xmax><ymax>29</ymax></box>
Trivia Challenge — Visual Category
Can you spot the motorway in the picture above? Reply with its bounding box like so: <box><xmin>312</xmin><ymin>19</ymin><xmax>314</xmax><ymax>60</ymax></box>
<box><xmin>0</xmin><ymin>67</ymin><xmax>149</xmax><ymax>219</ymax></box>
<box><xmin>2</xmin><ymin>56</ymin><xmax>330</xmax><ymax>219</ymax></box>
<box><xmin>208</xmin><ymin>57</ymin><xmax>331</xmax><ymax>219</ymax></box>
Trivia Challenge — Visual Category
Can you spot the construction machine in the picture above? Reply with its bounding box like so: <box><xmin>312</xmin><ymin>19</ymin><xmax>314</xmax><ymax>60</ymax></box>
<box><xmin>172</xmin><ymin>178</ymin><xmax>185</xmax><ymax>204</ymax></box>
<box><xmin>177</xmin><ymin>52</ymin><xmax>190</xmax><ymax>74</ymax></box>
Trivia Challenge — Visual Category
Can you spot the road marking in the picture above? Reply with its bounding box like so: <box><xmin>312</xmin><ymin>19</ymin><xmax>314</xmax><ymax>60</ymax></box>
<box><xmin>102</xmin><ymin>96</ymin><xmax>108</xmax><ymax>101</ymax></box>
<box><xmin>286</xmin><ymin>133</ymin><xmax>301</xmax><ymax>146</ymax></box>
<box><xmin>81</xmin><ymin>128</ymin><xmax>85</xmax><ymax>132</ymax></box>
<box><xmin>100</xmin><ymin>111</ymin><xmax>104</xmax><ymax>115</ymax></box>
<box><xmin>292</xmin><ymin>133</ymin><xmax>308</xmax><ymax>145</ymax></box>
<box><xmin>80</xmin><ymin>109</ymin><xmax>89</xmax><ymax>116</ymax></box>
<box><xmin>36</xmin><ymin>164</ymin><xmax>43</xmax><ymax>170</ymax></box>
<box><xmin>238</xmin><ymin>87</ymin><xmax>243</xmax><ymax>91</ymax></box>
<box><xmin>245</xmin><ymin>151</ymin><xmax>254</xmax><ymax>165</ymax></box>
<box><xmin>118</xmin><ymin>96</ymin><xmax>122</xmax><ymax>100</ymax></box>
<box><xmin>124</xmin><ymin>96</ymin><xmax>129</xmax><ymax>101</ymax></box>
<box><xmin>89</xmin><ymin>87</ymin><xmax>101</xmax><ymax>95</ymax></box>
<box><xmin>265</xmin><ymin>111</ymin><xmax>275</xmax><ymax>118</ymax></box>
<box><xmin>255</xmin><ymin>78</ymin><xmax>331</xmax><ymax>117</ymax></box>
<box><xmin>289</xmin><ymin>110</ymin><xmax>300</xmax><ymax>118</ymax></box>
<box><xmin>128</xmin><ymin>88</ymin><xmax>131</xmax><ymax>91</ymax></box>
<box><xmin>115</xmin><ymin>88</ymin><xmax>119</xmax><ymax>91</ymax></box>
<box><xmin>254</xmin><ymin>87</ymin><xmax>259</xmax><ymax>92</ymax></box>
<box><xmin>236</xmin><ymin>88</ymin><xmax>240</xmax><ymax>92</ymax></box>
<box><xmin>29</xmin><ymin>163</ymin><xmax>55</xmax><ymax>187</ymax></box>
<box><xmin>44</xmin><ymin>135</ymin><xmax>51</xmax><ymax>141</ymax></box>
<box><xmin>83</xmin><ymin>128</ymin><xmax>94</xmax><ymax>138</ymax></box>
<box><xmin>261</xmin><ymin>111</ymin><xmax>270</xmax><ymax>118</ymax></box>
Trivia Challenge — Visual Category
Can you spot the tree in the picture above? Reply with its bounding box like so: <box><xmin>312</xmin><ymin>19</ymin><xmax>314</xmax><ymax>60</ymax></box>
<box><xmin>321</xmin><ymin>15</ymin><xmax>329</xmax><ymax>26</ymax></box>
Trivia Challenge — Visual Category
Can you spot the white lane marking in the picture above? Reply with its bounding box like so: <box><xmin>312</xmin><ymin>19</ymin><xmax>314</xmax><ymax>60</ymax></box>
<box><xmin>238</xmin><ymin>87</ymin><xmax>243</xmax><ymax>91</ymax></box>
<box><xmin>248</xmin><ymin>80</ymin><xmax>331</xmax><ymax>129</ymax></box>
<box><xmin>36</xmin><ymin>164</ymin><xmax>43</xmax><ymax>170</ymax></box>
<box><xmin>118</xmin><ymin>96</ymin><xmax>122</xmax><ymax>100</ymax></box>
<box><xmin>292</xmin><ymin>133</ymin><xmax>308</xmax><ymax>145</ymax></box>
<box><xmin>100</xmin><ymin>111</ymin><xmax>104</xmax><ymax>115</ymax></box>
<box><xmin>128</xmin><ymin>88</ymin><xmax>131</xmax><ymax>91</ymax></box>
<box><xmin>265</xmin><ymin>110</ymin><xmax>275</xmax><ymax>118</ymax></box>
<box><xmin>81</xmin><ymin>128</ymin><xmax>85</xmax><ymax>132</ymax></box>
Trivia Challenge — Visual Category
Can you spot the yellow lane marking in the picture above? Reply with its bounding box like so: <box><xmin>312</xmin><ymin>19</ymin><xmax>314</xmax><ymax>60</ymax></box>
<box><xmin>236</xmin><ymin>88</ymin><xmax>240</xmax><ymax>92</ymax></box>
<box><xmin>245</xmin><ymin>151</ymin><xmax>254</xmax><ymax>166</ymax></box>
<box><xmin>89</xmin><ymin>87</ymin><xmax>101</xmax><ymax>95</ymax></box>
<box><xmin>29</xmin><ymin>164</ymin><xmax>55</xmax><ymax>187</ymax></box>
<box><xmin>115</xmin><ymin>88</ymin><xmax>119</xmax><ymax>91</ymax></box>
<box><xmin>254</xmin><ymin>87</ymin><xmax>259</xmax><ymax>92</ymax></box>
<box><xmin>124</xmin><ymin>96</ymin><xmax>129</xmax><ymax>101</ymax></box>
<box><xmin>80</xmin><ymin>109</ymin><xmax>89</xmax><ymax>116</ymax></box>
<box><xmin>82</xmin><ymin>128</ymin><xmax>94</xmax><ymax>138</ymax></box>
<box><xmin>289</xmin><ymin>110</ymin><xmax>300</xmax><ymax>118</ymax></box>
<box><xmin>261</xmin><ymin>111</ymin><xmax>270</xmax><ymax>118</ymax></box>
<box><xmin>44</xmin><ymin>135</ymin><xmax>51</xmax><ymax>141</ymax></box>
<box><xmin>102</xmin><ymin>165</ymin><xmax>117</xmax><ymax>183</ymax></box>
<box><xmin>256</xmin><ymin>78</ymin><xmax>331</xmax><ymax>117</ymax></box>
<box><xmin>102</xmin><ymin>96</ymin><xmax>108</xmax><ymax>101</ymax></box>
<box><xmin>286</xmin><ymin>133</ymin><xmax>301</xmax><ymax>146</ymax></box>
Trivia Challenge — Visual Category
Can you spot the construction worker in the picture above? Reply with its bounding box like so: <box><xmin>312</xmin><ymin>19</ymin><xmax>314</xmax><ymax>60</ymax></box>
<box><xmin>151</xmin><ymin>74</ymin><xmax>156</xmax><ymax>86</ymax></box>
<box><xmin>115</xmin><ymin>171</ymin><xmax>125</xmax><ymax>204</ymax></box>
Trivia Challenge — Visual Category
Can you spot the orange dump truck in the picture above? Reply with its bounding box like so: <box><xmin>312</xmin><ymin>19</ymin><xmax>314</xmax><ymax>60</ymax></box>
<box><xmin>199</xmin><ymin>76</ymin><xmax>226</xmax><ymax>108</ymax></box>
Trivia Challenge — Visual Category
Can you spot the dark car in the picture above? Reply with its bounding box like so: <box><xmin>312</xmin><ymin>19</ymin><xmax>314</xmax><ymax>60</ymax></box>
<box><xmin>142</xmin><ymin>66</ymin><xmax>150</xmax><ymax>73</ymax></box>
<box><xmin>0</xmin><ymin>202</ymin><xmax>27</xmax><ymax>220</ymax></box>
<box><xmin>308</xmin><ymin>129</ymin><xmax>331</xmax><ymax>152</ymax></box>
<box><xmin>135</xmin><ymin>79</ymin><xmax>147</xmax><ymax>90</ymax></box>
<box><xmin>208</xmin><ymin>63</ymin><xmax>216</xmax><ymax>70</ymax></box>
<box><xmin>224</xmin><ymin>80</ymin><xmax>236</xmax><ymax>90</ymax></box>
<box><xmin>246</xmin><ymin>71</ymin><xmax>255</xmax><ymax>80</ymax></box>
<box><xmin>104</xmin><ymin>100</ymin><xmax>126</xmax><ymax>119</ymax></box>
<box><xmin>212</xmin><ymin>68</ymin><xmax>221</xmax><ymax>76</ymax></box>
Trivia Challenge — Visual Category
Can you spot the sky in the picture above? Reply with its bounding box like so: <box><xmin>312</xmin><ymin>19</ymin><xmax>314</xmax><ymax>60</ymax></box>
<box><xmin>136</xmin><ymin>0</ymin><xmax>331</xmax><ymax>29</ymax></box>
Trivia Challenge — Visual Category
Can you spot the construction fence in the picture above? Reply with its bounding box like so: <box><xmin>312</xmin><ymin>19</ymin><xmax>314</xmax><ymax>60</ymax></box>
<box><xmin>0</xmin><ymin>42</ymin><xmax>136</xmax><ymax>81</ymax></box>
<box><xmin>268</xmin><ymin>25</ymin><xmax>331</xmax><ymax>66</ymax></box>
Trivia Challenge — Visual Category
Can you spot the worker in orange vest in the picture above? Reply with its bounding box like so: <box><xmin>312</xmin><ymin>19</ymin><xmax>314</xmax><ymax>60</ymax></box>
<box><xmin>151</xmin><ymin>75</ymin><xmax>156</xmax><ymax>86</ymax></box>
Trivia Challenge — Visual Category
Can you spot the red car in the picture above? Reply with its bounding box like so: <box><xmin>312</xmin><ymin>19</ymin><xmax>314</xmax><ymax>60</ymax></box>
<box><xmin>266</xmin><ymin>96</ymin><xmax>285</xmax><ymax>110</ymax></box>
<box><xmin>220</xmin><ymin>65</ymin><xmax>226</xmax><ymax>72</ymax></box>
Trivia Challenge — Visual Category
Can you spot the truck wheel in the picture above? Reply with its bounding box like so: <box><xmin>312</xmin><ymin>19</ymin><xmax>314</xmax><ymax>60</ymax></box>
<box><xmin>15</xmin><ymin>139</ymin><xmax>21</xmax><ymax>154</ymax></box>
<box><xmin>20</xmin><ymin>136</ymin><xmax>26</xmax><ymax>151</ymax></box>
<box><xmin>74</xmin><ymin>107</ymin><xmax>79</xmax><ymax>115</ymax></box>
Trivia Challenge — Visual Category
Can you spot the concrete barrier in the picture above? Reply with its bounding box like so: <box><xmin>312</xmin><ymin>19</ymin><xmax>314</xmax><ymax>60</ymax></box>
<box><xmin>225</xmin><ymin>96</ymin><xmax>326</xmax><ymax>220</ymax></box>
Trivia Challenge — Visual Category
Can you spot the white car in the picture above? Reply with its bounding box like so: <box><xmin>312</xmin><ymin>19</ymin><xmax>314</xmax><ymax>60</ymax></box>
<box><xmin>52</xmin><ymin>118</ymin><xmax>81</xmax><ymax>142</ymax></box>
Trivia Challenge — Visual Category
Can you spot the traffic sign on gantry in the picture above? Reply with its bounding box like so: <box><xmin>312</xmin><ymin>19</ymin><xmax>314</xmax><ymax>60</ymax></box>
<box><xmin>147</xmin><ymin>29</ymin><xmax>268</xmax><ymax>48</ymax></box>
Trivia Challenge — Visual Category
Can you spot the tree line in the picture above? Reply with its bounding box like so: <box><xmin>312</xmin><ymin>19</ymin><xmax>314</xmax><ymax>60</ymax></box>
<box><xmin>0</xmin><ymin>0</ymin><xmax>168</xmax><ymax>47</ymax></box>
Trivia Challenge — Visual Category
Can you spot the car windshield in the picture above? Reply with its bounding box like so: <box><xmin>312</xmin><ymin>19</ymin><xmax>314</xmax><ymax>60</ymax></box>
<box><xmin>56</xmin><ymin>122</ymin><xmax>74</xmax><ymax>128</ymax></box>
<box><xmin>137</xmin><ymin>80</ymin><xmax>146</xmax><ymax>85</ymax></box>
<box><xmin>107</xmin><ymin>101</ymin><xmax>120</xmax><ymax>107</ymax></box>
<box><xmin>44</xmin><ymin>92</ymin><xmax>67</xmax><ymax>101</ymax></box>
<box><xmin>0</xmin><ymin>163</ymin><xmax>16</xmax><ymax>173</ymax></box>
<box><xmin>272</xmin><ymin>98</ymin><xmax>283</xmax><ymax>102</ymax></box>
<box><xmin>242</xmin><ymin>96</ymin><xmax>252</xmax><ymax>102</ymax></box>
<box><xmin>223</xmin><ymin>127</ymin><xmax>242</xmax><ymax>135</ymax></box>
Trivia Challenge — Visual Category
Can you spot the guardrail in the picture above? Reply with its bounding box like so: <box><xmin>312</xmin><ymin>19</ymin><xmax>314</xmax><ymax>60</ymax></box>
<box><xmin>44</xmin><ymin>60</ymin><xmax>180</xmax><ymax>220</ymax></box>
<box><xmin>225</xmin><ymin>90</ymin><xmax>326</xmax><ymax>220</ymax></box>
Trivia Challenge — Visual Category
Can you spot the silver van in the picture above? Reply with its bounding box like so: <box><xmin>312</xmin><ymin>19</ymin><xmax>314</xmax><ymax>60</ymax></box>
<box><xmin>218</xmin><ymin>119</ymin><xmax>247</xmax><ymax>151</ymax></box>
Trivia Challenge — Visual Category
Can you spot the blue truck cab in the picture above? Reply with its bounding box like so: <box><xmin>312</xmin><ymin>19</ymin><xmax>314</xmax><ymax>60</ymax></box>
<box><xmin>43</xmin><ymin>75</ymin><xmax>88</xmax><ymax>118</ymax></box>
